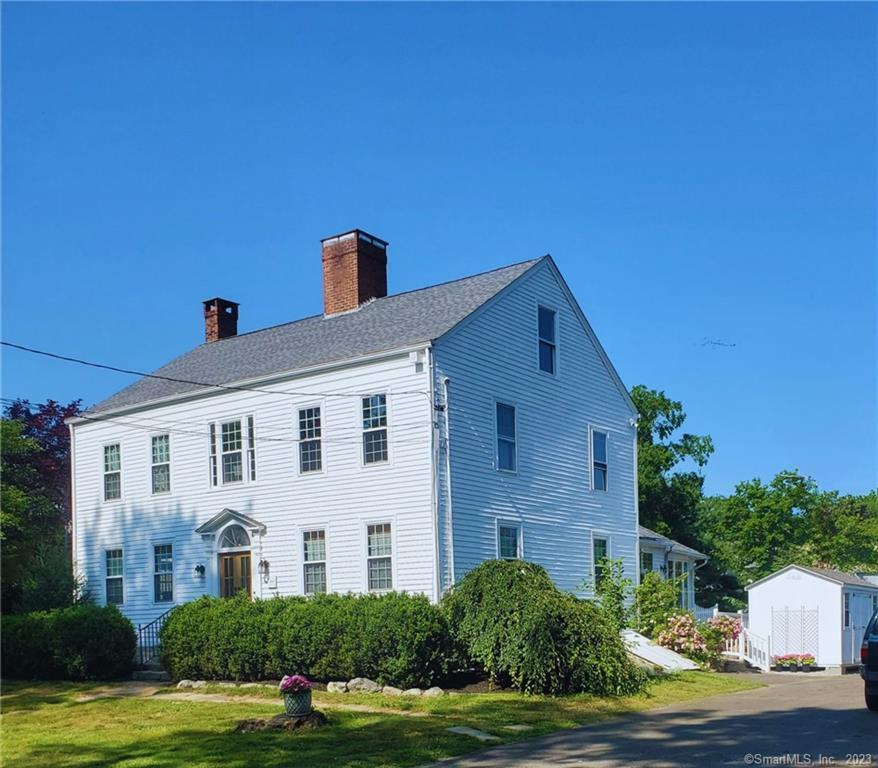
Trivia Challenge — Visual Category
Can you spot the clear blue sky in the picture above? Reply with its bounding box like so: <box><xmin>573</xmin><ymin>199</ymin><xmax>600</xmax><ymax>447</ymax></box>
<box><xmin>2</xmin><ymin>3</ymin><xmax>875</xmax><ymax>496</ymax></box>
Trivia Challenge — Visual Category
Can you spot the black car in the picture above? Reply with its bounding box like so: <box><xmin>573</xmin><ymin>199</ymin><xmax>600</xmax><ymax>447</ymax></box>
<box><xmin>863</xmin><ymin>609</ymin><xmax>878</xmax><ymax>711</ymax></box>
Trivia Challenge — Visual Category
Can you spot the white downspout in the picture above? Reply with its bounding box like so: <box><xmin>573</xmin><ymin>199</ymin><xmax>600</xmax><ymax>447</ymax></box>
<box><xmin>442</xmin><ymin>376</ymin><xmax>455</xmax><ymax>590</ymax></box>
<box><xmin>426</xmin><ymin>346</ymin><xmax>441</xmax><ymax>603</ymax></box>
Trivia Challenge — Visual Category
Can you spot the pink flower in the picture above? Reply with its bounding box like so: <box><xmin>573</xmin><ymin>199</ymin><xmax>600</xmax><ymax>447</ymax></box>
<box><xmin>279</xmin><ymin>674</ymin><xmax>312</xmax><ymax>694</ymax></box>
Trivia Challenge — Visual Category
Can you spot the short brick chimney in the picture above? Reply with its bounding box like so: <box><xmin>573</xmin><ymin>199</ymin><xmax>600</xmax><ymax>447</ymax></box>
<box><xmin>321</xmin><ymin>229</ymin><xmax>388</xmax><ymax>315</ymax></box>
<box><xmin>203</xmin><ymin>297</ymin><xmax>239</xmax><ymax>342</ymax></box>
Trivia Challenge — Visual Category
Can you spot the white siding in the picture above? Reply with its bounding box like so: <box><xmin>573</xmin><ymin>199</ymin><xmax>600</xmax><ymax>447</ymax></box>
<box><xmin>434</xmin><ymin>260</ymin><xmax>638</xmax><ymax>596</ymax></box>
<box><xmin>71</xmin><ymin>352</ymin><xmax>436</xmax><ymax>628</ymax></box>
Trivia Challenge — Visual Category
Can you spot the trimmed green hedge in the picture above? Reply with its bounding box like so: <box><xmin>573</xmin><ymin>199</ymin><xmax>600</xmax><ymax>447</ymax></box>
<box><xmin>1</xmin><ymin>604</ymin><xmax>136</xmax><ymax>680</ymax></box>
<box><xmin>443</xmin><ymin>559</ymin><xmax>647</xmax><ymax>696</ymax></box>
<box><xmin>160</xmin><ymin>592</ymin><xmax>449</xmax><ymax>688</ymax></box>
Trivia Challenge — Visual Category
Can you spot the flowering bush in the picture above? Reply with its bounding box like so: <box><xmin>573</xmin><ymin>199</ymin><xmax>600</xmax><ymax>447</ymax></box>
<box><xmin>657</xmin><ymin>613</ymin><xmax>708</xmax><ymax>658</ymax></box>
<box><xmin>279</xmin><ymin>674</ymin><xmax>312</xmax><ymax>694</ymax></box>
<box><xmin>772</xmin><ymin>653</ymin><xmax>815</xmax><ymax>668</ymax></box>
<box><xmin>706</xmin><ymin>615</ymin><xmax>741</xmax><ymax>643</ymax></box>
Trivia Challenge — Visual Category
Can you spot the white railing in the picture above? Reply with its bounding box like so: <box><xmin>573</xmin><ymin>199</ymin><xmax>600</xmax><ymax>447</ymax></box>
<box><xmin>724</xmin><ymin>628</ymin><xmax>771</xmax><ymax>671</ymax></box>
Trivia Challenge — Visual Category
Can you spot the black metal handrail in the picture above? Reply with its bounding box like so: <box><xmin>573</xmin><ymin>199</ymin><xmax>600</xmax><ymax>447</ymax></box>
<box><xmin>137</xmin><ymin>609</ymin><xmax>173</xmax><ymax>666</ymax></box>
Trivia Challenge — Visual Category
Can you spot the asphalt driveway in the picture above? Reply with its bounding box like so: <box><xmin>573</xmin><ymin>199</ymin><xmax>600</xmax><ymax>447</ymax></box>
<box><xmin>433</xmin><ymin>673</ymin><xmax>877</xmax><ymax>767</ymax></box>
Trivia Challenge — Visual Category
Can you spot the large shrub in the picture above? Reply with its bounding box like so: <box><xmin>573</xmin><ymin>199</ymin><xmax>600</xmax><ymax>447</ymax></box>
<box><xmin>633</xmin><ymin>571</ymin><xmax>682</xmax><ymax>638</ymax></box>
<box><xmin>443</xmin><ymin>559</ymin><xmax>645</xmax><ymax>696</ymax></box>
<box><xmin>1</xmin><ymin>604</ymin><xmax>136</xmax><ymax>680</ymax></box>
<box><xmin>160</xmin><ymin>591</ymin><xmax>449</xmax><ymax>689</ymax></box>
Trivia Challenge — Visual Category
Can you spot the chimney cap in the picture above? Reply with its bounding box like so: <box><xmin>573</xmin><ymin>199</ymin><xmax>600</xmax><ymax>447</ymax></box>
<box><xmin>203</xmin><ymin>297</ymin><xmax>240</xmax><ymax>307</ymax></box>
<box><xmin>321</xmin><ymin>228</ymin><xmax>388</xmax><ymax>249</ymax></box>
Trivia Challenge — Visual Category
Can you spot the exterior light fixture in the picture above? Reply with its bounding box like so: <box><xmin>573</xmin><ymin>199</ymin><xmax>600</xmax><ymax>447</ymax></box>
<box><xmin>258</xmin><ymin>559</ymin><xmax>270</xmax><ymax>582</ymax></box>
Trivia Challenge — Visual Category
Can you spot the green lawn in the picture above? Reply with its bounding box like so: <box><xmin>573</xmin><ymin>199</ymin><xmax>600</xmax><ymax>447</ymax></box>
<box><xmin>1</xmin><ymin>673</ymin><xmax>762</xmax><ymax>768</ymax></box>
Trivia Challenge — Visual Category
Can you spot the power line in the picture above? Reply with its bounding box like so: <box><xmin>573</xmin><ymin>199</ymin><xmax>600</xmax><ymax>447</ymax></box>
<box><xmin>0</xmin><ymin>396</ymin><xmax>433</xmax><ymax>447</ymax></box>
<box><xmin>1</xmin><ymin>341</ymin><xmax>432</xmax><ymax>403</ymax></box>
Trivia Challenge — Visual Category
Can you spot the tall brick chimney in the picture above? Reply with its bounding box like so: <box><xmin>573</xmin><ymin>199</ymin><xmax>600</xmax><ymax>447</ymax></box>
<box><xmin>203</xmin><ymin>298</ymin><xmax>239</xmax><ymax>342</ymax></box>
<box><xmin>321</xmin><ymin>229</ymin><xmax>388</xmax><ymax>315</ymax></box>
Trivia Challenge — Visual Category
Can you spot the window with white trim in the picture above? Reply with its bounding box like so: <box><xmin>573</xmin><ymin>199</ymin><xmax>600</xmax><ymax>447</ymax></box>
<box><xmin>538</xmin><ymin>305</ymin><xmax>557</xmax><ymax>374</ymax></box>
<box><xmin>105</xmin><ymin>549</ymin><xmax>123</xmax><ymax>605</ymax></box>
<box><xmin>496</xmin><ymin>402</ymin><xmax>516</xmax><ymax>472</ymax></box>
<box><xmin>591</xmin><ymin>430</ymin><xmax>608</xmax><ymax>491</ymax></box>
<box><xmin>593</xmin><ymin>536</ymin><xmax>609</xmax><ymax>588</ymax></box>
<box><xmin>367</xmin><ymin>523</ymin><xmax>393</xmax><ymax>591</ymax></box>
<box><xmin>103</xmin><ymin>443</ymin><xmax>121</xmax><ymax>501</ymax></box>
<box><xmin>303</xmin><ymin>529</ymin><xmax>327</xmax><ymax>594</ymax></box>
<box><xmin>362</xmin><ymin>395</ymin><xmax>388</xmax><ymax>464</ymax></box>
<box><xmin>844</xmin><ymin>592</ymin><xmax>850</xmax><ymax>628</ymax></box>
<box><xmin>498</xmin><ymin>524</ymin><xmax>520</xmax><ymax>560</ymax></box>
<box><xmin>872</xmin><ymin>594</ymin><xmax>878</xmax><ymax>614</ymax></box>
<box><xmin>209</xmin><ymin>417</ymin><xmax>256</xmax><ymax>486</ymax></box>
<box><xmin>298</xmin><ymin>407</ymin><xmax>322</xmax><ymax>473</ymax></box>
<box><xmin>640</xmin><ymin>551</ymin><xmax>654</xmax><ymax>582</ymax></box>
<box><xmin>153</xmin><ymin>544</ymin><xmax>173</xmax><ymax>603</ymax></box>
<box><xmin>151</xmin><ymin>434</ymin><xmax>170</xmax><ymax>494</ymax></box>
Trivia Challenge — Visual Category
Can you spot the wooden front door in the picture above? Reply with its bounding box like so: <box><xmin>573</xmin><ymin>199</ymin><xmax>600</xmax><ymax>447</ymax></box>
<box><xmin>219</xmin><ymin>552</ymin><xmax>251</xmax><ymax>598</ymax></box>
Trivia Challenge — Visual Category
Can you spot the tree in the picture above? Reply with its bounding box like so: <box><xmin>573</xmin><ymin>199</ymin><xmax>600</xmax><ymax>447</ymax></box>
<box><xmin>1</xmin><ymin>399</ymin><xmax>83</xmax><ymax>612</ymax></box>
<box><xmin>795</xmin><ymin>491</ymin><xmax>878</xmax><ymax>572</ymax></box>
<box><xmin>630</xmin><ymin>385</ymin><xmax>713</xmax><ymax>542</ymax></box>
<box><xmin>698</xmin><ymin>471</ymin><xmax>814</xmax><ymax>586</ymax></box>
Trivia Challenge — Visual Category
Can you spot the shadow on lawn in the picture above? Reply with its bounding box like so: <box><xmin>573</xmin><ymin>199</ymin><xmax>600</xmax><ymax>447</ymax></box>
<box><xmin>12</xmin><ymin>713</ymin><xmax>475</xmax><ymax>768</ymax></box>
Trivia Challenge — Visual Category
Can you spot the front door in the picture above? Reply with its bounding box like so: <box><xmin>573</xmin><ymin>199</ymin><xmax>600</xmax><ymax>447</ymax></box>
<box><xmin>219</xmin><ymin>552</ymin><xmax>251</xmax><ymax>598</ymax></box>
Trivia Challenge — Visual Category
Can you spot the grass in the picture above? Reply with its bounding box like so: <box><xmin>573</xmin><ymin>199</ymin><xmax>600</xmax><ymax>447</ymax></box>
<box><xmin>1</xmin><ymin>673</ymin><xmax>762</xmax><ymax>768</ymax></box>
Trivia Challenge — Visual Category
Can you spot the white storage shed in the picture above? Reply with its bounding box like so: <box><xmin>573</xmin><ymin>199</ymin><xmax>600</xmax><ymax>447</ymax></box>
<box><xmin>746</xmin><ymin>564</ymin><xmax>878</xmax><ymax>669</ymax></box>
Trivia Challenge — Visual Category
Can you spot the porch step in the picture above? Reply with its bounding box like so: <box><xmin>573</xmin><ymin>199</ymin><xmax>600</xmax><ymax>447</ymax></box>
<box><xmin>132</xmin><ymin>669</ymin><xmax>171</xmax><ymax>682</ymax></box>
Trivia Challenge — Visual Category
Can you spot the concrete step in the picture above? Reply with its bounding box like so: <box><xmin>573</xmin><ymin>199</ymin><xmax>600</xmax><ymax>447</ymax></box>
<box><xmin>132</xmin><ymin>670</ymin><xmax>171</xmax><ymax>682</ymax></box>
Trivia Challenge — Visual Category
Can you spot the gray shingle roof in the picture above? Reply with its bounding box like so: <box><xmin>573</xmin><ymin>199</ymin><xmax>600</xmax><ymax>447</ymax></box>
<box><xmin>638</xmin><ymin>525</ymin><xmax>709</xmax><ymax>561</ymax></box>
<box><xmin>745</xmin><ymin>564</ymin><xmax>878</xmax><ymax>591</ymax></box>
<box><xmin>87</xmin><ymin>257</ymin><xmax>544</xmax><ymax>415</ymax></box>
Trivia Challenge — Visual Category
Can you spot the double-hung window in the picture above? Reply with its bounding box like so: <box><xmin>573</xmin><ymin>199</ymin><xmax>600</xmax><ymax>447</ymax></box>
<box><xmin>367</xmin><ymin>523</ymin><xmax>393</xmax><ymax>591</ymax></box>
<box><xmin>538</xmin><ymin>305</ymin><xmax>557</xmax><ymax>374</ymax></box>
<box><xmin>640</xmin><ymin>551</ymin><xmax>654</xmax><ymax>582</ymax></box>
<box><xmin>153</xmin><ymin>544</ymin><xmax>173</xmax><ymax>603</ymax></box>
<box><xmin>221</xmin><ymin>420</ymin><xmax>243</xmax><ymax>483</ymax></box>
<box><xmin>591</xmin><ymin>430</ymin><xmax>608</xmax><ymax>491</ymax></box>
<box><xmin>303</xmin><ymin>529</ymin><xmax>327</xmax><ymax>594</ymax></box>
<box><xmin>498</xmin><ymin>524</ymin><xmax>520</xmax><ymax>560</ymax></box>
<box><xmin>298</xmin><ymin>407</ymin><xmax>322</xmax><ymax>473</ymax></box>
<box><xmin>105</xmin><ymin>549</ymin><xmax>123</xmax><ymax>605</ymax></box>
<box><xmin>593</xmin><ymin>537</ymin><xmax>609</xmax><ymax>588</ymax></box>
<box><xmin>151</xmin><ymin>434</ymin><xmax>171</xmax><ymax>494</ymax></box>
<box><xmin>362</xmin><ymin>395</ymin><xmax>388</xmax><ymax>464</ymax></box>
<box><xmin>103</xmin><ymin>444</ymin><xmax>122</xmax><ymax>501</ymax></box>
<box><xmin>496</xmin><ymin>402</ymin><xmax>517</xmax><ymax>472</ymax></box>
<box><xmin>210</xmin><ymin>417</ymin><xmax>256</xmax><ymax>486</ymax></box>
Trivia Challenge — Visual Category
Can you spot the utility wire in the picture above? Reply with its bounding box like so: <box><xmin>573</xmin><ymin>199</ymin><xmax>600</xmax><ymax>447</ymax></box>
<box><xmin>1</xmin><ymin>341</ymin><xmax>433</xmax><ymax>403</ymax></box>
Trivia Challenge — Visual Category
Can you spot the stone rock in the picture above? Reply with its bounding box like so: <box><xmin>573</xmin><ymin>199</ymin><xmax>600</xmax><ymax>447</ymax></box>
<box><xmin>347</xmin><ymin>677</ymin><xmax>381</xmax><ymax>693</ymax></box>
<box><xmin>234</xmin><ymin>711</ymin><xmax>329</xmax><ymax>733</ymax></box>
<box><xmin>446</xmin><ymin>726</ymin><xmax>500</xmax><ymax>742</ymax></box>
<box><xmin>381</xmin><ymin>686</ymin><xmax>403</xmax><ymax>696</ymax></box>
<box><xmin>239</xmin><ymin>682</ymin><xmax>262</xmax><ymax>688</ymax></box>
<box><xmin>423</xmin><ymin>686</ymin><xmax>445</xmax><ymax>697</ymax></box>
<box><xmin>176</xmin><ymin>680</ymin><xmax>194</xmax><ymax>689</ymax></box>
<box><xmin>402</xmin><ymin>688</ymin><xmax>423</xmax><ymax>696</ymax></box>
<box><xmin>191</xmin><ymin>681</ymin><xmax>207</xmax><ymax>689</ymax></box>
<box><xmin>327</xmin><ymin>681</ymin><xmax>348</xmax><ymax>694</ymax></box>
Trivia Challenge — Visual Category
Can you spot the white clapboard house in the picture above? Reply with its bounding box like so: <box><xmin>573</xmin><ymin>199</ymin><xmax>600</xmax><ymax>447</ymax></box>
<box><xmin>69</xmin><ymin>229</ymin><xmax>640</xmax><ymax>632</ymax></box>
